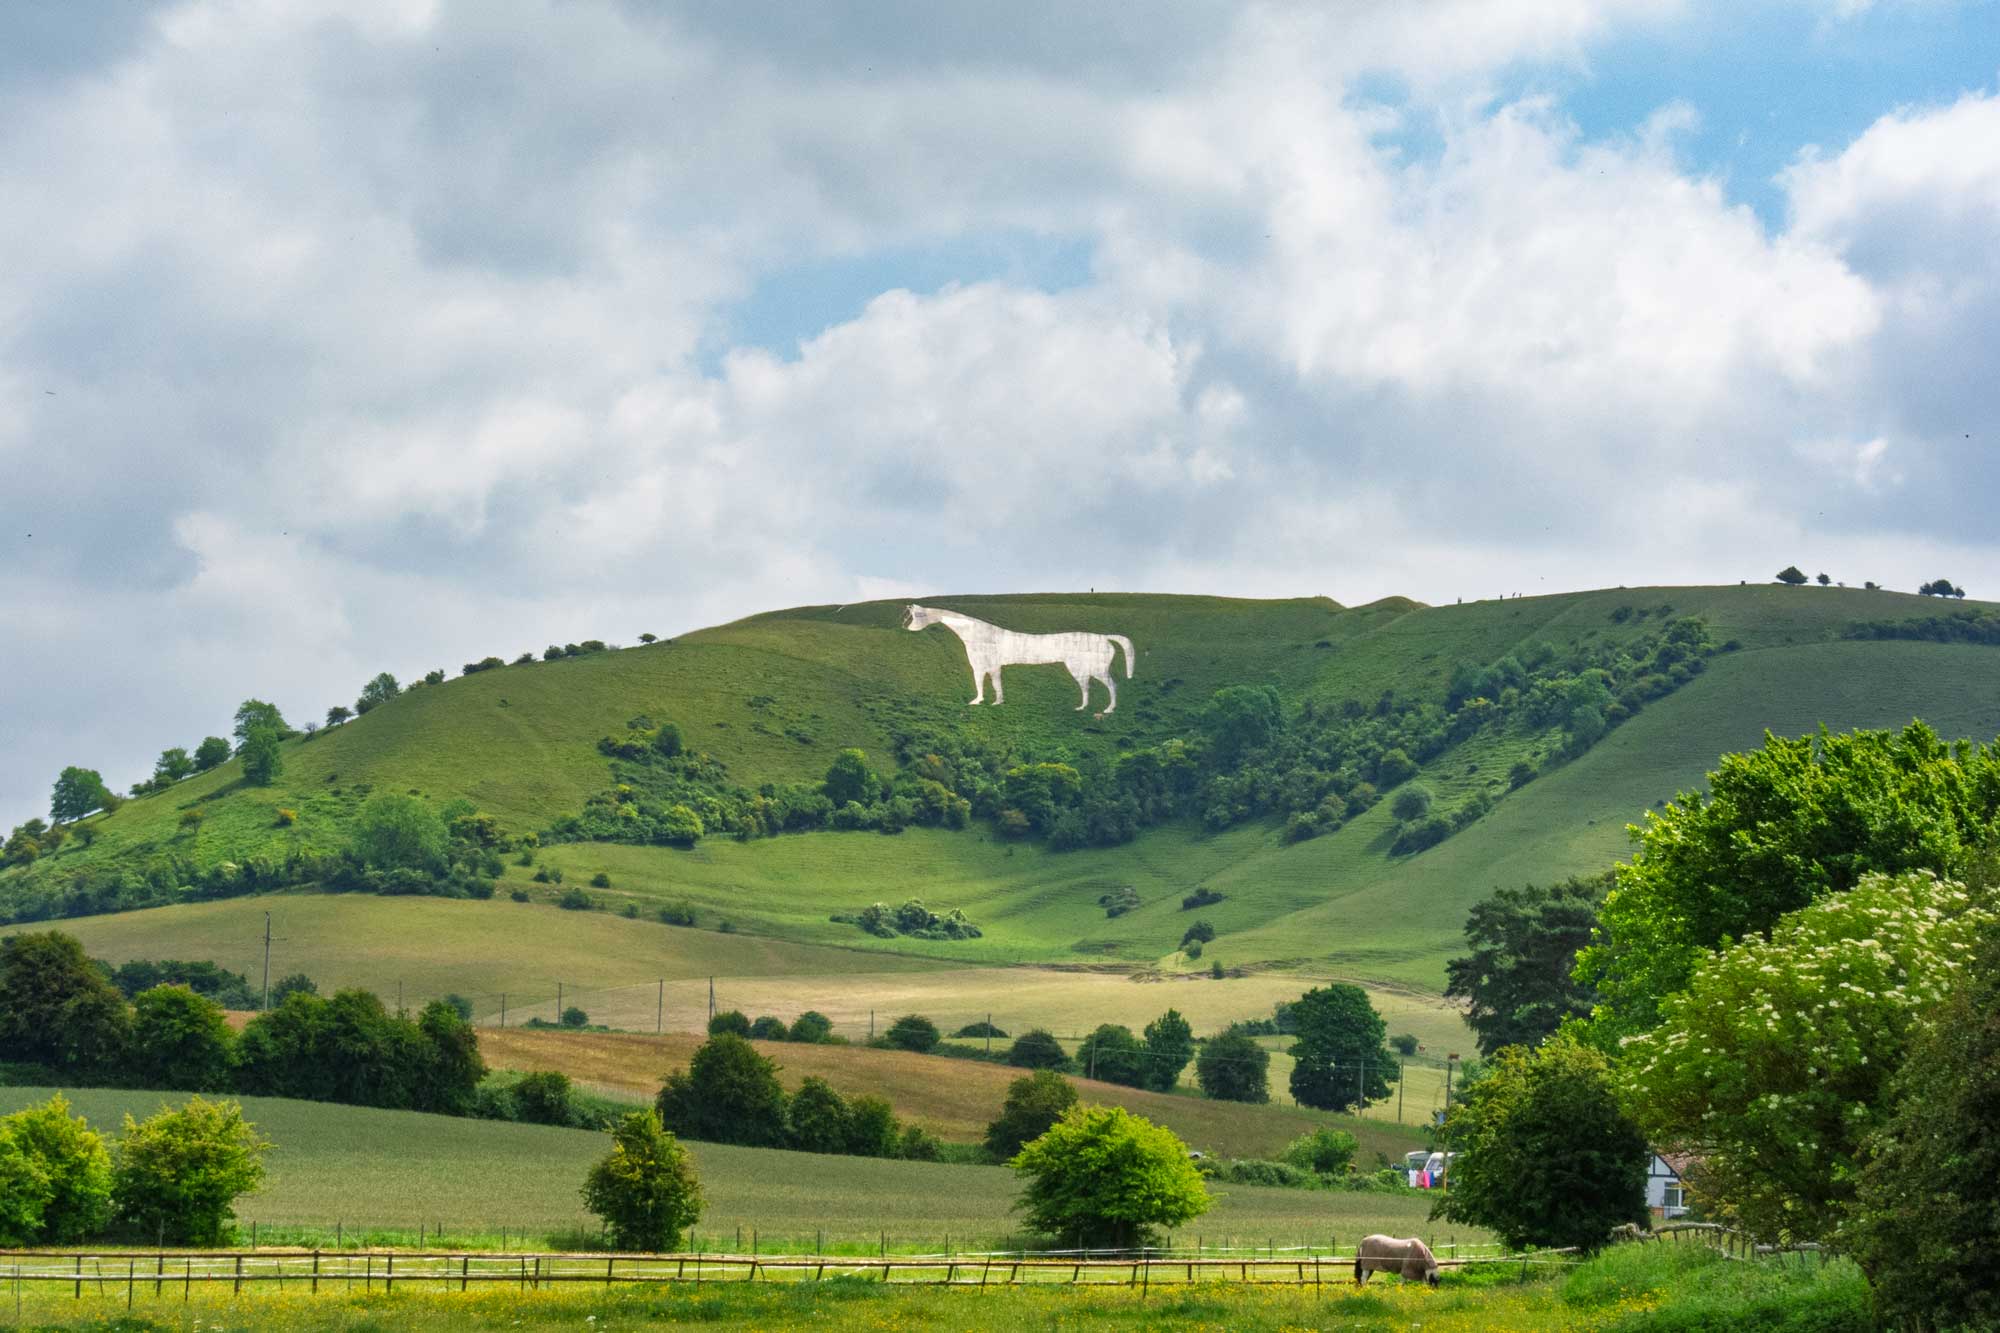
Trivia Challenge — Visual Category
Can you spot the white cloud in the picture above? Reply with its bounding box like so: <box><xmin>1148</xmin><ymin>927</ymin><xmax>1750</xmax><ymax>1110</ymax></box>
<box><xmin>3</xmin><ymin>4</ymin><xmax>2000</xmax><ymax>823</ymax></box>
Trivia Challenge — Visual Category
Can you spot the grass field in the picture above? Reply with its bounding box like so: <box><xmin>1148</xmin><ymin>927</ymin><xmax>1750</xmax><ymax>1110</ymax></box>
<box><xmin>0</xmin><ymin>1088</ymin><xmax>1468</xmax><ymax>1255</ymax></box>
<box><xmin>476</xmin><ymin>1028</ymin><xmax>1430</xmax><ymax>1160</ymax></box>
<box><xmin>55</xmin><ymin>892</ymin><xmax>1480</xmax><ymax>1058</ymax></box>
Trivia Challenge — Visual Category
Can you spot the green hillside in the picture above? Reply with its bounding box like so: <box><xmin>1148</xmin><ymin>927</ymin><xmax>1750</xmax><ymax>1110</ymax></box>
<box><xmin>10</xmin><ymin>583</ymin><xmax>2000</xmax><ymax>1000</ymax></box>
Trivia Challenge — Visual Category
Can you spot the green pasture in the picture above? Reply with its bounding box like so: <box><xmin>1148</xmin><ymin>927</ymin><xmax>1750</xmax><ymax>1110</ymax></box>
<box><xmin>0</xmin><ymin>1088</ymin><xmax>1468</xmax><ymax>1254</ymax></box>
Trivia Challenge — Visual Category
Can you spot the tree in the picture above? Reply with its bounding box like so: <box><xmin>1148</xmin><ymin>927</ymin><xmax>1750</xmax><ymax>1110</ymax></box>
<box><xmin>112</xmin><ymin>1097</ymin><xmax>270</xmax><ymax>1245</ymax></box>
<box><xmin>1848</xmin><ymin>919</ymin><xmax>2000</xmax><ymax>1329</ymax></box>
<box><xmin>1775</xmin><ymin>565</ymin><xmax>1808</xmax><ymax>585</ymax></box>
<box><xmin>582</xmin><ymin>1110</ymin><xmax>702</xmax><ymax>1251</ymax></box>
<box><xmin>1444</xmin><ymin>876</ymin><xmax>1605</xmax><ymax>1057</ymax></box>
<box><xmin>985</xmin><ymin>1070</ymin><xmax>1079</xmax><ymax>1160</ymax></box>
<box><xmin>658</xmin><ymin>803</ymin><xmax>703</xmax><ymax>846</ymax></box>
<box><xmin>845</xmin><ymin>1095</ymin><xmax>901</xmax><ymax>1158</ymax></box>
<box><xmin>1287</xmin><ymin>985</ymin><xmax>1394</xmax><ymax>1112</ymax></box>
<box><xmin>50</xmin><ymin>766</ymin><xmax>112</xmax><ymax>823</ymax></box>
<box><xmin>884</xmin><ymin>1013</ymin><xmax>940</xmax><ymax>1053</ymax></box>
<box><xmin>153</xmin><ymin>748</ymin><xmax>195</xmax><ymax>785</ymax></box>
<box><xmin>1196</xmin><ymin>1028</ymin><xmax>1269</xmax><ymax>1103</ymax></box>
<box><xmin>415</xmin><ymin>999</ymin><xmax>486</xmax><ymax>1114</ymax></box>
<box><xmin>1011</xmin><ymin>1105</ymin><xmax>1210</xmax><ymax>1248</ymax></box>
<box><xmin>269</xmin><ymin>974</ymin><xmax>316</xmax><ymax>1005</ymax></box>
<box><xmin>654</xmin><ymin>1035</ymin><xmax>789</xmax><ymax>1147</ymax></box>
<box><xmin>349</xmin><ymin>793</ymin><xmax>446</xmax><ymax>872</ymax></box>
<box><xmin>513</xmin><ymin>1071</ymin><xmax>576</xmax><ymax>1126</ymax></box>
<box><xmin>748</xmin><ymin>1015</ymin><xmax>788</xmax><ymax>1040</ymax></box>
<box><xmin>1141</xmin><ymin>1010</ymin><xmax>1194</xmax><ymax>1092</ymax></box>
<box><xmin>239</xmin><ymin>725</ymin><xmax>283</xmax><ymax>787</ymax></box>
<box><xmin>652</xmin><ymin>722</ymin><xmax>683</xmax><ymax>758</ymax></box>
<box><xmin>1390</xmin><ymin>785</ymin><xmax>1433</xmax><ymax>822</ymax></box>
<box><xmin>127</xmin><ymin>986</ymin><xmax>235</xmax><ymax>1091</ymax></box>
<box><xmin>1618</xmin><ymin>870</ymin><xmax>1991</xmax><ymax>1243</ymax></box>
<box><xmin>1006</xmin><ymin>1029</ymin><xmax>1071</xmax><ymax>1071</ymax></box>
<box><xmin>325</xmin><ymin>705</ymin><xmax>352</xmax><ymax>728</ymax></box>
<box><xmin>0</xmin><ymin>1094</ymin><xmax>112</xmax><ymax>1244</ymax></box>
<box><xmin>639</xmin><ymin>633</ymin><xmax>658</xmax><ymax>644</ymax></box>
<box><xmin>1199</xmin><ymin>685</ymin><xmax>1283</xmax><ymax>763</ymax></box>
<box><xmin>788</xmin><ymin>1011</ymin><xmax>834</xmax><ymax>1043</ymax></box>
<box><xmin>1077</xmin><ymin>1024</ymin><xmax>1148</xmax><ymax>1086</ymax></box>
<box><xmin>707</xmin><ymin>1010</ymin><xmax>752</xmax><ymax>1038</ymax></box>
<box><xmin>1577</xmin><ymin>721</ymin><xmax>2000</xmax><ymax>1043</ymax></box>
<box><xmin>1918</xmin><ymin>578</ymin><xmax>1966</xmax><ymax>598</ymax></box>
<box><xmin>192</xmin><ymin>737</ymin><xmax>230</xmax><ymax>772</ymax></box>
<box><xmin>354</xmin><ymin>672</ymin><xmax>400</xmax><ymax>714</ymax></box>
<box><xmin>1434</xmin><ymin>1036</ymin><xmax>1647</xmax><ymax>1250</ymax></box>
<box><xmin>0</xmin><ymin>931</ymin><xmax>130</xmax><ymax>1070</ymax></box>
<box><xmin>232</xmin><ymin>699</ymin><xmax>288</xmax><ymax>746</ymax></box>
<box><xmin>1815</xmin><ymin>571</ymin><xmax>1831</xmax><ymax>586</ymax></box>
<box><xmin>823</xmin><ymin>749</ymin><xmax>877</xmax><ymax>807</ymax></box>
<box><xmin>786</xmin><ymin>1077</ymin><xmax>851</xmax><ymax>1153</ymax></box>
<box><xmin>1283</xmin><ymin>1126</ymin><xmax>1358</xmax><ymax>1176</ymax></box>
<box><xmin>560</xmin><ymin>1006</ymin><xmax>589</xmax><ymax>1029</ymax></box>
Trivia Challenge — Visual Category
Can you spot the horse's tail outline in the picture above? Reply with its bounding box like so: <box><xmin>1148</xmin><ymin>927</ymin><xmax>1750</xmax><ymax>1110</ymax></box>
<box><xmin>1107</xmin><ymin>633</ymin><xmax>1136</xmax><ymax>678</ymax></box>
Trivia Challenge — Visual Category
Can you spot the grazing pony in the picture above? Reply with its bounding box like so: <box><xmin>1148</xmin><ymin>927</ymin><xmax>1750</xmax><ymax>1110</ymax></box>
<box><xmin>903</xmin><ymin>605</ymin><xmax>1135</xmax><ymax>714</ymax></box>
<box><xmin>1354</xmin><ymin>1234</ymin><xmax>1441</xmax><ymax>1287</ymax></box>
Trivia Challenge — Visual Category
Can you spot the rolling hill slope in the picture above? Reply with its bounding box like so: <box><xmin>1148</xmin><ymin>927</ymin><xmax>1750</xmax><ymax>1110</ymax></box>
<box><xmin>11</xmin><ymin>583</ymin><xmax>2000</xmax><ymax>1004</ymax></box>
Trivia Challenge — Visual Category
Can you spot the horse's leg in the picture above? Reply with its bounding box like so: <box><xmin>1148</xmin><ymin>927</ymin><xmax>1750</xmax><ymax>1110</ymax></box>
<box><xmin>1098</xmin><ymin>670</ymin><xmax>1117</xmax><ymax>714</ymax></box>
<box><xmin>990</xmin><ymin>666</ymin><xmax>1004</xmax><ymax>705</ymax></box>
<box><xmin>1071</xmin><ymin>665</ymin><xmax>1092</xmax><ymax>710</ymax></box>
<box><xmin>967</xmin><ymin>660</ymin><xmax>986</xmax><ymax>705</ymax></box>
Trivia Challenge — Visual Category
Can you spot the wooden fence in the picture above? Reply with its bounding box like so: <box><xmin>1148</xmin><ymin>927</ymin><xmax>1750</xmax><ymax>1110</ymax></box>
<box><xmin>0</xmin><ymin>1246</ymin><xmax>1580</xmax><ymax>1301</ymax></box>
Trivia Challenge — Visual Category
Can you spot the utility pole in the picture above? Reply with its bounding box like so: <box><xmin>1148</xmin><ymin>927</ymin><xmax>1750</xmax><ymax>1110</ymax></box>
<box><xmin>261</xmin><ymin>912</ymin><xmax>272</xmax><ymax>1011</ymax></box>
<box><xmin>500</xmin><ymin>994</ymin><xmax>507</xmax><ymax>1028</ymax></box>
<box><xmin>1444</xmin><ymin>1053</ymin><xmax>1459</xmax><ymax>1113</ymax></box>
<box><xmin>985</xmin><ymin>1013</ymin><xmax>992</xmax><ymax>1057</ymax></box>
<box><xmin>557</xmin><ymin>981</ymin><xmax>563</xmax><ymax>1022</ymax></box>
<box><xmin>1397</xmin><ymin>1059</ymin><xmax>1405</xmax><ymax>1124</ymax></box>
<box><xmin>708</xmin><ymin>978</ymin><xmax>715</xmax><ymax>1025</ymax></box>
<box><xmin>397</xmin><ymin>980</ymin><xmax>403</xmax><ymax>1015</ymax></box>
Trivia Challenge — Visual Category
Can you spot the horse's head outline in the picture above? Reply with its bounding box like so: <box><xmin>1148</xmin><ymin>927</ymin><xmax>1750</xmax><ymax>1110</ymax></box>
<box><xmin>903</xmin><ymin>604</ymin><xmax>942</xmax><ymax>631</ymax></box>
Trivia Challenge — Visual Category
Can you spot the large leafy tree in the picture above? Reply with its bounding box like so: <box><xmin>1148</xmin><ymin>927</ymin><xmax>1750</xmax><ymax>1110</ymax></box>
<box><xmin>0</xmin><ymin>932</ymin><xmax>130</xmax><ymax>1070</ymax></box>
<box><xmin>1288</xmin><ymin>984</ymin><xmax>1394</xmax><ymax>1112</ymax></box>
<box><xmin>1010</xmin><ymin>1105</ymin><xmax>1210</xmax><ymax>1248</ymax></box>
<box><xmin>1445</xmin><ymin>875</ymin><xmax>1605</xmax><ymax>1057</ymax></box>
<box><xmin>50</xmin><ymin>766</ymin><xmax>112</xmax><ymax>823</ymax></box>
<box><xmin>231</xmin><ymin>699</ymin><xmax>289</xmax><ymax>746</ymax></box>
<box><xmin>238</xmin><ymin>726</ymin><xmax>283</xmax><ymax>787</ymax></box>
<box><xmin>0</xmin><ymin>1094</ymin><xmax>112</xmax><ymax>1244</ymax></box>
<box><xmin>1195</xmin><ymin>1028</ymin><xmax>1269</xmax><ymax>1103</ymax></box>
<box><xmin>984</xmin><ymin>1070</ymin><xmax>1078</xmax><ymax>1160</ymax></box>
<box><xmin>191</xmin><ymin>737</ymin><xmax>231</xmax><ymax>772</ymax></box>
<box><xmin>1141</xmin><ymin>1009</ymin><xmax>1195</xmax><ymax>1092</ymax></box>
<box><xmin>1578</xmin><ymin>722</ymin><xmax>2000</xmax><ymax>1042</ymax></box>
<box><xmin>1618</xmin><ymin>870</ymin><xmax>1991</xmax><ymax>1243</ymax></box>
<box><xmin>654</xmin><ymin>1035</ymin><xmax>789</xmax><ymax>1147</ymax></box>
<box><xmin>1848</xmin><ymin>919</ymin><xmax>2000</xmax><ymax>1329</ymax></box>
<box><xmin>350</xmin><ymin>793</ymin><xmax>446</xmax><ymax>872</ymax></box>
<box><xmin>583</xmin><ymin>1111</ymin><xmax>703</xmax><ymax>1251</ymax></box>
<box><xmin>1076</xmin><ymin>1023</ymin><xmax>1148</xmax><ymax>1087</ymax></box>
<box><xmin>822</xmin><ymin>749</ymin><xmax>878</xmax><ymax>807</ymax></box>
<box><xmin>152</xmin><ymin>747</ymin><xmax>195</xmax><ymax>785</ymax></box>
<box><xmin>112</xmin><ymin>1097</ymin><xmax>269</xmax><ymax>1245</ymax></box>
<box><xmin>1434</xmin><ymin>1036</ymin><xmax>1647</xmax><ymax>1250</ymax></box>
<box><xmin>354</xmin><ymin>672</ymin><xmax>400</xmax><ymax>714</ymax></box>
<box><xmin>1198</xmin><ymin>685</ymin><xmax>1283</xmax><ymax>763</ymax></box>
<box><xmin>126</xmin><ymin>986</ymin><xmax>236</xmax><ymax>1092</ymax></box>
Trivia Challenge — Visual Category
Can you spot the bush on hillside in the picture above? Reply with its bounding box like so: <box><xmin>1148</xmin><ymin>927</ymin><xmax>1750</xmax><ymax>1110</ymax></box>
<box><xmin>707</xmin><ymin>1011</ymin><xmax>751</xmax><ymax>1038</ymax></box>
<box><xmin>1390</xmin><ymin>785</ymin><xmax>1433</xmax><ymax>822</ymax></box>
<box><xmin>126</xmin><ymin>985</ymin><xmax>235</xmax><ymax>1092</ymax></box>
<box><xmin>748</xmin><ymin>1016</ymin><xmax>789</xmax><ymax>1040</ymax></box>
<box><xmin>786</xmin><ymin>1077</ymin><xmax>851</xmax><ymax>1154</ymax></box>
<box><xmin>1181</xmin><ymin>887</ymin><xmax>1224</xmax><ymax>910</ymax></box>
<box><xmin>511</xmin><ymin>1071</ymin><xmax>578</xmax><ymax>1127</ymax></box>
<box><xmin>1011</xmin><ymin>1106</ymin><xmax>1210</xmax><ymax>1249</ymax></box>
<box><xmin>584</xmin><ymin>1110</ymin><xmax>703</xmax><ymax>1252</ymax></box>
<box><xmin>658</xmin><ymin>901</ymin><xmax>697</xmax><ymax>926</ymax></box>
<box><xmin>1076</xmin><ymin>1024</ymin><xmax>1147</xmax><ymax>1087</ymax></box>
<box><xmin>788</xmin><ymin>1011</ymin><xmax>834</xmax><ymax>1043</ymax></box>
<box><xmin>557</xmin><ymin>887</ymin><xmax>592</xmax><ymax>911</ymax></box>
<box><xmin>1006</xmin><ymin>1029</ymin><xmax>1071</xmax><ymax>1071</ymax></box>
<box><xmin>112</xmin><ymin>1097</ymin><xmax>270</xmax><ymax>1245</ymax></box>
<box><xmin>1282</xmin><ymin>1126</ymin><xmax>1358</xmax><ymax>1176</ymax></box>
<box><xmin>884</xmin><ymin>1014</ymin><xmax>940</xmax><ymax>1053</ymax></box>
<box><xmin>953</xmin><ymin>1020</ymin><xmax>1008</xmax><ymax>1039</ymax></box>
<box><xmin>0</xmin><ymin>1094</ymin><xmax>112</xmax><ymax>1245</ymax></box>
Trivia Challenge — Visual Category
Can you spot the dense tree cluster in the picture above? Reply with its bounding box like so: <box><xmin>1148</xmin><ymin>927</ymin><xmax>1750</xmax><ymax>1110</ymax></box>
<box><xmin>0</xmin><ymin>930</ymin><xmax>485</xmax><ymax>1116</ymax></box>
<box><xmin>653</xmin><ymin>1035</ymin><xmax>938</xmax><ymax>1161</ymax></box>
<box><xmin>1444</xmin><ymin>874</ymin><xmax>1606</xmax><ymax>1057</ymax></box>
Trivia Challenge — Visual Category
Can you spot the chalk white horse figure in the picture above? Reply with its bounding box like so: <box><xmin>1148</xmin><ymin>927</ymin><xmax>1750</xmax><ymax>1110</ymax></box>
<box><xmin>903</xmin><ymin>605</ymin><xmax>1135</xmax><ymax>713</ymax></box>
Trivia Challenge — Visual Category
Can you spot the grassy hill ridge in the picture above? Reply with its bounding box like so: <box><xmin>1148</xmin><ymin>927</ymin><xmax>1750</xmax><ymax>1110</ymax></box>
<box><xmin>11</xmin><ymin>582</ymin><xmax>2000</xmax><ymax>997</ymax></box>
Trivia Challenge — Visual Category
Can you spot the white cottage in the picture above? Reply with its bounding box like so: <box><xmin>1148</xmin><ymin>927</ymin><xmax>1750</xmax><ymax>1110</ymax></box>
<box><xmin>1646</xmin><ymin>1152</ymin><xmax>1690</xmax><ymax>1219</ymax></box>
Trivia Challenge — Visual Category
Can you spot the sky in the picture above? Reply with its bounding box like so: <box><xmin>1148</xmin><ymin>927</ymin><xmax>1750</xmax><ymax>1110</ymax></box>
<box><xmin>4</xmin><ymin>0</ymin><xmax>1999</xmax><ymax>827</ymax></box>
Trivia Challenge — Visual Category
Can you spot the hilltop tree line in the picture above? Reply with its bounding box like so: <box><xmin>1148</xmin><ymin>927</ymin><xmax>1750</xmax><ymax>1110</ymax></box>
<box><xmin>1430</xmin><ymin>718</ymin><xmax>2000</xmax><ymax>1327</ymax></box>
<box><xmin>1773</xmin><ymin>564</ymin><xmax>1968</xmax><ymax>596</ymax></box>
<box><xmin>546</xmin><ymin>617</ymin><xmax>1722</xmax><ymax>862</ymax></box>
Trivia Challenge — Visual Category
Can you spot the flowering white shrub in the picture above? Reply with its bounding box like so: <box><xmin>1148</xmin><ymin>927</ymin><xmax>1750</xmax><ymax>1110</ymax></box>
<box><xmin>1617</xmin><ymin>869</ymin><xmax>1991</xmax><ymax>1242</ymax></box>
